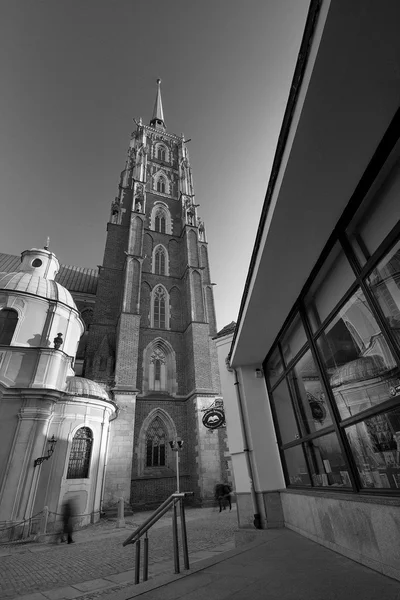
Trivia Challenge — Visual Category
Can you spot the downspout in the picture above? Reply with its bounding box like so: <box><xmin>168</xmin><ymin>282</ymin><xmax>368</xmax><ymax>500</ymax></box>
<box><xmin>232</xmin><ymin>367</ymin><xmax>262</xmax><ymax>529</ymax></box>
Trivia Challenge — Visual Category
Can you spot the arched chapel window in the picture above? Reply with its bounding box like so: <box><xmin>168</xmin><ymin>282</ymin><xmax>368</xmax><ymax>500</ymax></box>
<box><xmin>155</xmin><ymin>210</ymin><xmax>166</xmax><ymax>233</ymax></box>
<box><xmin>0</xmin><ymin>309</ymin><xmax>18</xmax><ymax>345</ymax></box>
<box><xmin>146</xmin><ymin>416</ymin><xmax>166</xmax><ymax>467</ymax></box>
<box><xmin>155</xmin><ymin>247</ymin><xmax>166</xmax><ymax>275</ymax></box>
<box><xmin>157</xmin><ymin>147</ymin><xmax>166</xmax><ymax>162</ymax></box>
<box><xmin>153</xmin><ymin>286</ymin><xmax>166</xmax><ymax>329</ymax></box>
<box><xmin>157</xmin><ymin>177</ymin><xmax>166</xmax><ymax>194</ymax></box>
<box><xmin>67</xmin><ymin>427</ymin><xmax>93</xmax><ymax>479</ymax></box>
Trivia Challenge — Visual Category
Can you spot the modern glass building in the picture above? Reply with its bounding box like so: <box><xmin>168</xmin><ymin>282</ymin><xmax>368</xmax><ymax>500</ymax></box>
<box><xmin>217</xmin><ymin>0</ymin><xmax>400</xmax><ymax>581</ymax></box>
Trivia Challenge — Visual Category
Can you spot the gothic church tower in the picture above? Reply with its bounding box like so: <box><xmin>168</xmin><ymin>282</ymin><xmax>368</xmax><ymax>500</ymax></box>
<box><xmin>85</xmin><ymin>80</ymin><xmax>226</xmax><ymax>509</ymax></box>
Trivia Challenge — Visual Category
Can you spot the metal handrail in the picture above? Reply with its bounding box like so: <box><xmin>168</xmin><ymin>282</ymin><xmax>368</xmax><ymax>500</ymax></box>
<box><xmin>123</xmin><ymin>491</ymin><xmax>194</xmax><ymax>584</ymax></box>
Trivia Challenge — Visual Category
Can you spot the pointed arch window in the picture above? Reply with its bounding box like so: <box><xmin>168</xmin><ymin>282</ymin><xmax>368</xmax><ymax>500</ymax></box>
<box><xmin>67</xmin><ymin>427</ymin><xmax>93</xmax><ymax>479</ymax></box>
<box><xmin>155</xmin><ymin>247</ymin><xmax>166</xmax><ymax>275</ymax></box>
<box><xmin>157</xmin><ymin>147</ymin><xmax>166</xmax><ymax>162</ymax></box>
<box><xmin>154</xmin><ymin>286</ymin><xmax>166</xmax><ymax>329</ymax></box>
<box><xmin>157</xmin><ymin>177</ymin><xmax>166</xmax><ymax>194</ymax></box>
<box><xmin>0</xmin><ymin>309</ymin><xmax>18</xmax><ymax>345</ymax></box>
<box><xmin>155</xmin><ymin>210</ymin><xmax>166</xmax><ymax>233</ymax></box>
<box><xmin>150</xmin><ymin>347</ymin><xmax>167</xmax><ymax>390</ymax></box>
<box><xmin>146</xmin><ymin>416</ymin><xmax>166</xmax><ymax>467</ymax></box>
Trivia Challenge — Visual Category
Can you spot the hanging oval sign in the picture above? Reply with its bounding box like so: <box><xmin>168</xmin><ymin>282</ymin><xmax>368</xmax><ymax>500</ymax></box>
<box><xmin>202</xmin><ymin>408</ymin><xmax>225</xmax><ymax>429</ymax></box>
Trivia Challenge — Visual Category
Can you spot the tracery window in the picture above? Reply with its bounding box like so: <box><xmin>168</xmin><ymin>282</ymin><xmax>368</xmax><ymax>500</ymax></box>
<box><xmin>153</xmin><ymin>286</ymin><xmax>166</xmax><ymax>329</ymax></box>
<box><xmin>157</xmin><ymin>177</ymin><xmax>166</xmax><ymax>194</ymax></box>
<box><xmin>67</xmin><ymin>427</ymin><xmax>93</xmax><ymax>479</ymax></box>
<box><xmin>146</xmin><ymin>416</ymin><xmax>166</xmax><ymax>467</ymax></box>
<box><xmin>157</xmin><ymin>147</ymin><xmax>166</xmax><ymax>162</ymax></box>
<box><xmin>155</xmin><ymin>210</ymin><xmax>166</xmax><ymax>233</ymax></box>
<box><xmin>0</xmin><ymin>309</ymin><xmax>18</xmax><ymax>345</ymax></box>
<box><xmin>155</xmin><ymin>247</ymin><xmax>166</xmax><ymax>275</ymax></box>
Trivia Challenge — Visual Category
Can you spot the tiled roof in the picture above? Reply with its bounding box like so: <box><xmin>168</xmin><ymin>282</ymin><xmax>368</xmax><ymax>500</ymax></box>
<box><xmin>215</xmin><ymin>321</ymin><xmax>237</xmax><ymax>339</ymax></box>
<box><xmin>0</xmin><ymin>253</ymin><xmax>98</xmax><ymax>296</ymax></box>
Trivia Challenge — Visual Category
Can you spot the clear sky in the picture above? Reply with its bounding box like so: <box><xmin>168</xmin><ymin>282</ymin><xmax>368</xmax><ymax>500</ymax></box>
<box><xmin>0</xmin><ymin>0</ymin><xmax>309</xmax><ymax>331</ymax></box>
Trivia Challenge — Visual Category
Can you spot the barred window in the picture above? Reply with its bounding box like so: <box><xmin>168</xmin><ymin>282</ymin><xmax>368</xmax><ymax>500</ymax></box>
<box><xmin>67</xmin><ymin>427</ymin><xmax>93</xmax><ymax>479</ymax></box>
<box><xmin>146</xmin><ymin>417</ymin><xmax>166</xmax><ymax>467</ymax></box>
<box><xmin>0</xmin><ymin>309</ymin><xmax>18</xmax><ymax>345</ymax></box>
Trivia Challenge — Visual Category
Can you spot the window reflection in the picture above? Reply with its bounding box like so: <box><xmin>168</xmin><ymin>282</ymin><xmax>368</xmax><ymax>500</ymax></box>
<box><xmin>265</xmin><ymin>346</ymin><xmax>284</xmax><ymax>388</ymax></box>
<box><xmin>346</xmin><ymin>407</ymin><xmax>400</xmax><ymax>489</ymax></box>
<box><xmin>305</xmin><ymin>432</ymin><xmax>351</xmax><ymax>487</ymax></box>
<box><xmin>288</xmin><ymin>350</ymin><xmax>333</xmax><ymax>434</ymax></box>
<box><xmin>367</xmin><ymin>239</ymin><xmax>400</xmax><ymax>356</ymax></box>
<box><xmin>317</xmin><ymin>288</ymin><xmax>400</xmax><ymax>419</ymax></box>
<box><xmin>271</xmin><ymin>378</ymin><xmax>299</xmax><ymax>444</ymax></box>
<box><xmin>306</xmin><ymin>243</ymin><xmax>355</xmax><ymax>332</ymax></box>
<box><xmin>281</xmin><ymin>313</ymin><xmax>307</xmax><ymax>366</ymax></box>
<box><xmin>284</xmin><ymin>445</ymin><xmax>311</xmax><ymax>486</ymax></box>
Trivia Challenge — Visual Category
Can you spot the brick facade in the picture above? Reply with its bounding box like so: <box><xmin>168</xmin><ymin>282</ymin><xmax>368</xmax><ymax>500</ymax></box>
<box><xmin>83</xmin><ymin>88</ymin><xmax>229</xmax><ymax>509</ymax></box>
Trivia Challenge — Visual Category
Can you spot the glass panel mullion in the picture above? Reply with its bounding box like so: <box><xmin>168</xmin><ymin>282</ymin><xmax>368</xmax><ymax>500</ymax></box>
<box><xmin>340</xmin><ymin>229</ymin><xmax>400</xmax><ymax>367</ymax></box>
<box><xmin>299</xmin><ymin>304</ymin><xmax>360</xmax><ymax>490</ymax></box>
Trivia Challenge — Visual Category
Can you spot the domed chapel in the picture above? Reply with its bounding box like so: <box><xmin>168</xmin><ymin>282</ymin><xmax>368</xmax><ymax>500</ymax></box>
<box><xmin>0</xmin><ymin>82</ymin><xmax>231</xmax><ymax>533</ymax></box>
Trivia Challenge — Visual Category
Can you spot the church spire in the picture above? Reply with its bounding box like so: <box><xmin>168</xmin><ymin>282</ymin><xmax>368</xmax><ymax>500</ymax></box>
<box><xmin>150</xmin><ymin>78</ymin><xmax>165</xmax><ymax>130</ymax></box>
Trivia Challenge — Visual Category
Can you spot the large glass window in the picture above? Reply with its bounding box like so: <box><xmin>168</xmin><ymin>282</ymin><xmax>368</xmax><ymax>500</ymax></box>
<box><xmin>346</xmin><ymin>407</ymin><xmax>400</xmax><ymax>489</ymax></box>
<box><xmin>281</xmin><ymin>313</ymin><xmax>307</xmax><ymax>365</ymax></box>
<box><xmin>283</xmin><ymin>445</ymin><xmax>311</xmax><ymax>486</ymax></box>
<box><xmin>317</xmin><ymin>288</ymin><xmax>399</xmax><ymax>420</ymax></box>
<box><xmin>264</xmin><ymin>156</ymin><xmax>400</xmax><ymax>493</ymax></box>
<box><xmin>270</xmin><ymin>378</ymin><xmax>299</xmax><ymax>445</ymax></box>
<box><xmin>366</xmin><ymin>238</ymin><xmax>400</xmax><ymax>355</ymax></box>
<box><xmin>304</xmin><ymin>432</ymin><xmax>350</xmax><ymax>488</ymax></box>
<box><xmin>265</xmin><ymin>346</ymin><xmax>284</xmax><ymax>388</ymax></box>
<box><xmin>306</xmin><ymin>243</ymin><xmax>355</xmax><ymax>332</ymax></box>
<box><xmin>287</xmin><ymin>349</ymin><xmax>333</xmax><ymax>434</ymax></box>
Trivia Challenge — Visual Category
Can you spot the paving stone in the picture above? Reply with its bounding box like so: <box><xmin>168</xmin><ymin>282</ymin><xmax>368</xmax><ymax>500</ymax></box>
<box><xmin>0</xmin><ymin>507</ymin><xmax>236</xmax><ymax>600</ymax></box>
<box><xmin>72</xmin><ymin>580</ymin><xmax>115</xmax><ymax>592</ymax></box>
<box><xmin>13</xmin><ymin>594</ymin><xmax>48</xmax><ymax>600</ymax></box>
<box><xmin>103</xmin><ymin>571</ymin><xmax>135</xmax><ymax>584</ymax></box>
<box><xmin>41</xmin><ymin>586</ymin><xmax>83</xmax><ymax>599</ymax></box>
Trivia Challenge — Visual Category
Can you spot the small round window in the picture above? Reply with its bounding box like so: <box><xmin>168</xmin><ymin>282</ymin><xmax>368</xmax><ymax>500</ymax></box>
<box><xmin>31</xmin><ymin>258</ymin><xmax>42</xmax><ymax>268</ymax></box>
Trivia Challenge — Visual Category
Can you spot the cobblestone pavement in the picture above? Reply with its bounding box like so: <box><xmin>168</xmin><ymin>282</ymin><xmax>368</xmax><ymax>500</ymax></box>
<box><xmin>0</xmin><ymin>506</ymin><xmax>237</xmax><ymax>599</ymax></box>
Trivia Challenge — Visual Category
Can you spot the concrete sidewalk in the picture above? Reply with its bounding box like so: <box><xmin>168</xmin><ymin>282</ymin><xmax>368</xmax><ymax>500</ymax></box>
<box><xmin>96</xmin><ymin>528</ymin><xmax>400</xmax><ymax>600</ymax></box>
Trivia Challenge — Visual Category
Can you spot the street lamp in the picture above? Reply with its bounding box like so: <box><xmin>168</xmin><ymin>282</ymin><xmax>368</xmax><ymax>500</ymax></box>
<box><xmin>169</xmin><ymin>439</ymin><xmax>184</xmax><ymax>492</ymax></box>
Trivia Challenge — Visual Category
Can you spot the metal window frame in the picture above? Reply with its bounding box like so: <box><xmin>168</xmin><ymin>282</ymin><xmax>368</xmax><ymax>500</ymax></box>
<box><xmin>263</xmin><ymin>110</ymin><xmax>400</xmax><ymax>495</ymax></box>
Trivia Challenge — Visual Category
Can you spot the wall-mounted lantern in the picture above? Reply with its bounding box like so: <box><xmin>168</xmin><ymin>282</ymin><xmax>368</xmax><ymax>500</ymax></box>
<box><xmin>34</xmin><ymin>435</ymin><xmax>57</xmax><ymax>468</ymax></box>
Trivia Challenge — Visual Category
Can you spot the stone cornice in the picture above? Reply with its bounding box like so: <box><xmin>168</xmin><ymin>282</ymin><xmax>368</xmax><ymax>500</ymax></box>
<box><xmin>141</xmin><ymin>124</ymin><xmax>183</xmax><ymax>142</ymax></box>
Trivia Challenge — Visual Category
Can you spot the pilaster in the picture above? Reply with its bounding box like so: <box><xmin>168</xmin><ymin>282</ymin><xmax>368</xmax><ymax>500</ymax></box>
<box><xmin>102</xmin><ymin>390</ymin><xmax>137</xmax><ymax>508</ymax></box>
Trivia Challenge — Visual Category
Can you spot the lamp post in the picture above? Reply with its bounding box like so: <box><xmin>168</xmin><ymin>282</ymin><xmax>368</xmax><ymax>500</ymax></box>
<box><xmin>169</xmin><ymin>439</ymin><xmax>184</xmax><ymax>493</ymax></box>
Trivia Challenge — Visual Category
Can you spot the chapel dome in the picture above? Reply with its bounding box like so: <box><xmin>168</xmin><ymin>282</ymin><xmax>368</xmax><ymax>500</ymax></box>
<box><xmin>0</xmin><ymin>272</ymin><xmax>77</xmax><ymax>309</ymax></box>
<box><xmin>65</xmin><ymin>377</ymin><xmax>110</xmax><ymax>401</ymax></box>
<box><xmin>330</xmin><ymin>355</ymin><xmax>390</xmax><ymax>388</ymax></box>
<box><xmin>0</xmin><ymin>247</ymin><xmax>77</xmax><ymax>310</ymax></box>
